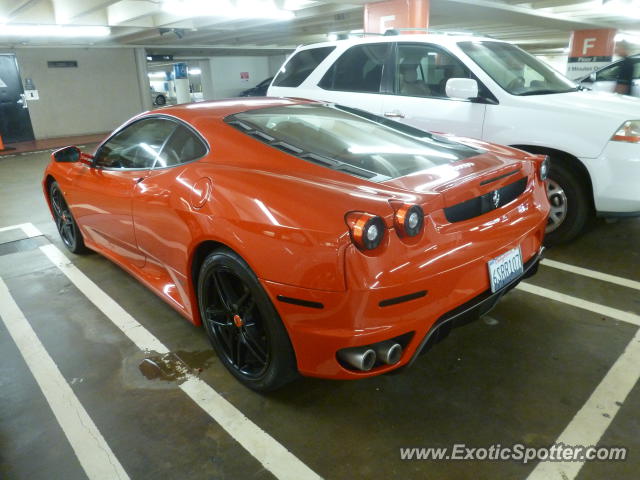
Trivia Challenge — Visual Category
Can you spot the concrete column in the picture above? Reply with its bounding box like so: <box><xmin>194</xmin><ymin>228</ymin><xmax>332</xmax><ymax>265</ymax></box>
<box><xmin>198</xmin><ymin>59</ymin><xmax>215</xmax><ymax>101</ymax></box>
<box><xmin>133</xmin><ymin>47</ymin><xmax>153</xmax><ymax>112</ymax></box>
<box><xmin>364</xmin><ymin>0</ymin><xmax>429</xmax><ymax>34</ymax></box>
<box><xmin>173</xmin><ymin>62</ymin><xmax>190</xmax><ymax>104</ymax></box>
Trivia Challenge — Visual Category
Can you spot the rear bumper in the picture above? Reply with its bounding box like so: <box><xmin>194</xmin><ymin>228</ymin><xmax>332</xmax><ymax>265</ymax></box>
<box><xmin>408</xmin><ymin>246</ymin><xmax>543</xmax><ymax>366</ymax></box>
<box><xmin>262</xmin><ymin>220</ymin><xmax>546</xmax><ymax>379</ymax></box>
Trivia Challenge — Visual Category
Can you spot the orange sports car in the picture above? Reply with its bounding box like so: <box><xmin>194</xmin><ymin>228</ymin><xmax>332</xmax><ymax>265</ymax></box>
<box><xmin>43</xmin><ymin>98</ymin><xmax>550</xmax><ymax>391</ymax></box>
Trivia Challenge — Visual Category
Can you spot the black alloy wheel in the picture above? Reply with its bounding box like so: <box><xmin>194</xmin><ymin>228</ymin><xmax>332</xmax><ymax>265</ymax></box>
<box><xmin>49</xmin><ymin>181</ymin><xmax>88</xmax><ymax>254</ymax></box>
<box><xmin>198</xmin><ymin>249</ymin><xmax>298</xmax><ymax>391</ymax></box>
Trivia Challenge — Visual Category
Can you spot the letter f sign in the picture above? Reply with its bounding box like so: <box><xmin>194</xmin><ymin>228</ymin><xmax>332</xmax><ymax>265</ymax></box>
<box><xmin>582</xmin><ymin>38</ymin><xmax>596</xmax><ymax>55</ymax></box>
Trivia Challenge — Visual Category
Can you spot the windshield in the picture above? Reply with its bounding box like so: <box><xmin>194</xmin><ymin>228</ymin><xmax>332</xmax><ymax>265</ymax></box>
<box><xmin>226</xmin><ymin>104</ymin><xmax>483</xmax><ymax>182</ymax></box>
<box><xmin>458</xmin><ymin>41</ymin><xmax>577</xmax><ymax>96</ymax></box>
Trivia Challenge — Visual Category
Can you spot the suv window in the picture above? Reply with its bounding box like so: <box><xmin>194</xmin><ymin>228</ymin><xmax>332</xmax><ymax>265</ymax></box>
<box><xmin>154</xmin><ymin>124</ymin><xmax>207</xmax><ymax>168</ymax></box>
<box><xmin>94</xmin><ymin>118</ymin><xmax>177</xmax><ymax>169</ymax></box>
<box><xmin>319</xmin><ymin>43</ymin><xmax>391</xmax><ymax>93</ymax></box>
<box><xmin>395</xmin><ymin>44</ymin><xmax>473</xmax><ymax>98</ymax></box>
<box><xmin>272</xmin><ymin>46</ymin><xmax>335</xmax><ymax>87</ymax></box>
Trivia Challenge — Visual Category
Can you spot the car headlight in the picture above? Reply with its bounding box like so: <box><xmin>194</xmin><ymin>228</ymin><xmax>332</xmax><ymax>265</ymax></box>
<box><xmin>539</xmin><ymin>156</ymin><xmax>550</xmax><ymax>181</ymax></box>
<box><xmin>612</xmin><ymin>120</ymin><xmax>640</xmax><ymax>143</ymax></box>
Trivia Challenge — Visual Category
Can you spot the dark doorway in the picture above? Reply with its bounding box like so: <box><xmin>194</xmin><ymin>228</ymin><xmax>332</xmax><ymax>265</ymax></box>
<box><xmin>0</xmin><ymin>54</ymin><xmax>35</xmax><ymax>144</ymax></box>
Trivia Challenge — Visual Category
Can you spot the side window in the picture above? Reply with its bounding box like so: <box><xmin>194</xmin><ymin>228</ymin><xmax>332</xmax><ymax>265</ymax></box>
<box><xmin>272</xmin><ymin>46</ymin><xmax>335</xmax><ymax>87</ymax></box>
<box><xmin>633</xmin><ymin>60</ymin><xmax>640</xmax><ymax>79</ymax></box>
<box><xmin>319</xmin><ymin>43</ymin><xmax>391</xmax><ymax>93</ymax></box>
<box><xmin>95</xmin><ymin>118</ymin><xmax>176</xmax><ymax>169</ymax></box>
<box><xmin>596</xmin><ymin>63</ymin><xmax>621</xmax><ymax>81</ymax></box>
<box><xmin>395</xmin><ymin>44</ymin><xmax>473</xmax><ymax>98</ymax></box>
<box><xmin>155</xmin><ymin>125</ymin><xmax>207</xmax><ymax>168</ymax></box>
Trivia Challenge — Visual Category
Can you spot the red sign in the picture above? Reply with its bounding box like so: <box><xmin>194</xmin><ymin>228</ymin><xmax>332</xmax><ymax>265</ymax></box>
<box><xmin>364</xmin><ymin>0</ymin><xmax>429</xmax><ymax>34</ymax></box>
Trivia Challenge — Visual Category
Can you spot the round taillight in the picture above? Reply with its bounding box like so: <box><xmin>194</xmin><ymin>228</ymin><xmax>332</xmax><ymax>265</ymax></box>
<box><xmin>394</xmin><ymin>204</ymin><xmax>424</xmax><ymax>237</ymax></box>
<box><xmin>349</xmin><ymin>213</ymin><xmax>385</xmax><ymax>250</ymax></box>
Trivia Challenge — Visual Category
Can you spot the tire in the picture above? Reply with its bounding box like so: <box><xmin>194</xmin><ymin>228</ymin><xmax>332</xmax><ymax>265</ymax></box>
<box><xmin>544</xmin><ymin>159</ymin><xmax>591</xmax><ymax>246</ymax></box>
<box><xmin>155</xmin><ymin>95</ymin><xmax>166</xmax><ymax>106</ymax></box>
<box><xmin>49</xmin><ymin>181</ymin><xmax>89</xmax><ymax>254</ymax></box>
<box><xmin>197</xmin><ymin>248</ymin><xmax>298</xmax><ymax>391</ymax></box>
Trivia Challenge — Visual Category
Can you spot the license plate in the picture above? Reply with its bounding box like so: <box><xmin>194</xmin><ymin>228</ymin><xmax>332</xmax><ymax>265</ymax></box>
<box><xmin>488</xmin><ymin>246</ymin><xmax>523</xmax><ymax>293</ymax></box>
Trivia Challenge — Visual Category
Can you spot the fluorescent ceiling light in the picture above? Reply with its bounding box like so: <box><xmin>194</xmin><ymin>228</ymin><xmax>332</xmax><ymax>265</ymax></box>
<box><xmin>148</xmin><ymin>71</ymin><xmax>167</xmax><ymax>78</ymax></box>
<box><xmin>188</xmin><ymin>67</ymin><xmax>201</xmax><ymax>75</ymax></box>
<box><xmin>616</xmin><ymin>32</ymin><xmax>640</xmax><ymax>44</ymax></box>
<box><xmin>162</xmin><ymin>0</ymin><xmax>294</xmax><ymax>20</ymax></box>
<box><xmin>602</xmin><ymin>0</ymin><xmax>640</xmax><ymax>18</ymax></box>
<box><xmin>0</xmin><ymin>24</ymin><xmax>110</xmax><ymax>37</ymax></box>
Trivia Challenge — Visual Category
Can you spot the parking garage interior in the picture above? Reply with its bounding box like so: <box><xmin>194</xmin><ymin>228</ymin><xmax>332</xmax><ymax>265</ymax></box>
<box><xmin>1</xmin><ymin>1</ymin><xmax>640</xmax><ymax>479</ymax></box>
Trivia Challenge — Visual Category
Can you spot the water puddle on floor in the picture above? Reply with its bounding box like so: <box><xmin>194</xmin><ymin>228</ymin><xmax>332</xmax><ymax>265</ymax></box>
<box><xmin>123</xmin><ymin>349</ymin><xmax>215</xmax><ymax>390</ymax></box>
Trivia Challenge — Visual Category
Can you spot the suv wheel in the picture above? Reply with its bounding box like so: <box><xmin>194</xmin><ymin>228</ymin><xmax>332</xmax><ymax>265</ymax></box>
<box><xmin>544</xmin><ymin>159</ymin><xmax>590</xmax><ymax>246</ymax></box>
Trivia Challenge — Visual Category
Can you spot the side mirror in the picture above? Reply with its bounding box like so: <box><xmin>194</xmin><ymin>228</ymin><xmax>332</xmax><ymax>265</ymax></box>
<box><xmin>52</xmin><ymin>146</ymin><xmax>93</xmax><ymax>165</ymax></box>
<box><xmin>589</xmin><ymin>72</ymin><xmax>597</xmax><ymax>82</ymax></box>
<box><xmin>52</xmin><ymin>146</ymin><xmax>81</xmax><ymax>163</ymax></box>
<box><xmin>445</xmin><ymin>78</ymin><xmax>479</xmax><ymax>100</ymax></box>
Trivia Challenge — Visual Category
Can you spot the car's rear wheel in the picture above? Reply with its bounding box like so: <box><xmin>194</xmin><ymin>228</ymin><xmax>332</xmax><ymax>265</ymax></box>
<box><xmin>197</xmin><ymin>248</ymin><xmax>298</xmax><ymax>391</ymax></box>
<box><xmin>155</xmin><ymin>95</ymin><xmax>166</xmax><ymax>106</ymax></box>
<box><xmin>49</xmin><ymin>181</ymin><xmax>88</xmax><ymax>254</ymax></box>
<box><xmin>544</xmin><ymin>159</ymin><xmax>590</xmax><ymax>246</ymax></box>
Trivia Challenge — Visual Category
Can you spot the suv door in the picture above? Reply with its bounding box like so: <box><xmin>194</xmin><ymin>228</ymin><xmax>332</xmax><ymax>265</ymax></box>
<box><xmin>381</xmin><ymin>43</ymin><xmax>488</xmax><ymax>139</ymax></box>
<box><xmin>315</xmin><ymin>43</ymin><xmax>393</xmax><ymax>114</ymax></box>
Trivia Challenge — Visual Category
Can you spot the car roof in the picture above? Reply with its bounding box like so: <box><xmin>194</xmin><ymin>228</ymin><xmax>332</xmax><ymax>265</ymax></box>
<box><xmin>296</xmin><ymin>33</ymin><xmax>503</xmax><ymax>50</ymax></box>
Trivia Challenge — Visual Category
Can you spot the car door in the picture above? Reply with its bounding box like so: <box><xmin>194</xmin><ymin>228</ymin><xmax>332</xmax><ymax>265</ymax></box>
<box><xmin>313</xmin><ymin>43</ymin><xmax>393</xmax><ymax>114</ymax></box>
<box><xmin>380</xmin><ymin>43</ymin><xmax>488</xmax><ymax>139</ymax></box>
<box><xmin>68</xmin><ymin>117</ymin><xmax>178</xmax><ymax>267</ymax></box>
<box><xmin>132</xmin><ymin>122</ymin><xmax>209</xmax><ymax>314</ymax></box>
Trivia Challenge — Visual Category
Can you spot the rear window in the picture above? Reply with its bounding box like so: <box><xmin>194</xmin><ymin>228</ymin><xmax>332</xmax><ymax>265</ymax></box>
<box><xmin>225</xmin><ymin>104</ymin><xmax>482</xmax><ymax>182</ymax></box>
<box><xmin>272</xmin><ymin>46</ymin><xmax>335</xmax><ymax>87</ymax></box>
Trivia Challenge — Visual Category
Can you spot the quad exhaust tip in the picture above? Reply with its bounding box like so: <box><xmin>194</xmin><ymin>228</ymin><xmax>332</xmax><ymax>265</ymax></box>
<box><xmin>373</xmin><ymin>341</ymin><xmax>403</xmax><ymax>365</ymax></box>
<box><xmin>337</xmin><ymin>341</ymin><xmax>403</xmax><ymax>371</ymax></box>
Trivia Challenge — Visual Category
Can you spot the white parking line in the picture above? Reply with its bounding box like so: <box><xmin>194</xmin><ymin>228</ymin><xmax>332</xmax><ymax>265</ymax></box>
<box><xmin>38</xmin><ymin>240</ymin><xmax>322</xmax><ymax>480</ymax></box>
<box><xmin>516</xmin><ymin>282</ymin><xmax>640</xmax><ymax>327</ymax></box>
<box><xmin>527</xmin><ymin>326</ymin><xmax>640</xmax><ymax>480</ymax></box>
<box><xmin>0</xmin><ymin>277</ymin><xmax>129</xmax><ymax>480</ymax></box>
<box><xmin>541</xmin><ymin>258</ymin><xmax>640</xmax><ymax>291</ymax></box>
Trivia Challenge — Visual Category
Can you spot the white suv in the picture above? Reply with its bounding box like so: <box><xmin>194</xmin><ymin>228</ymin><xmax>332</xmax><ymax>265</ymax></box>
<box><xmin>268</xmin><ymin>34</ymin><xmax>640</xmax><ymax>244</ymax></box>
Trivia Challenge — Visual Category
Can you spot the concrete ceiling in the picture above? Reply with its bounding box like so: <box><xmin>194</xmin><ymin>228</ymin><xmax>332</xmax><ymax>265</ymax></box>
<box><xmin>0</xmin><ymin>0</ymin><xmax>639</xmax><ymax>54</ymax></box>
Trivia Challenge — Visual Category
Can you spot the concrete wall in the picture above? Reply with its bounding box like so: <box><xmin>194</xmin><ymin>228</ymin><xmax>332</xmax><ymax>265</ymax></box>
<box><xmin>208</xmin><ymin>56</ymin><xmax>272</xmax><ymax>99</ymax></box>
<box><xmin>14</xmin><ymin>48</ymin><xmax>145</xmax><ymax>139</ymax></box>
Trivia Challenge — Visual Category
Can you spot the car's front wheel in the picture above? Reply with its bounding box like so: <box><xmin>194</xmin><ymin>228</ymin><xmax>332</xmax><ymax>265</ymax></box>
<box><xmin>544</xmin><ymin>159</ymin><xmax>590</xmax><ymax>246</ymax></box>
<box><xmin>49</xmin><ymin>181</ymin><xmax>88</xmax><ymax>254</ymax></box>
<box><xmin>197</xmin><ymin>248</ymin><xmax>298</xmax><ymax>391</ymax></box>
<box><xmin>155</xmin><ymin>95</ymin><xmax>166</xmax><ymax>106</ymax></box>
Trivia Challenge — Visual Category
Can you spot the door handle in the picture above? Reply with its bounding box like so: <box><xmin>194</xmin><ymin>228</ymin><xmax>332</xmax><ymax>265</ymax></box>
<box><xmin>384</xmin><ymin>111</ymin><xmax>405</xmax><ymax>118</ymax></box>
<box><xmin>135</xmin><ymin>177</ymin><xmax>145</xmax><ymax>184</ymax></box>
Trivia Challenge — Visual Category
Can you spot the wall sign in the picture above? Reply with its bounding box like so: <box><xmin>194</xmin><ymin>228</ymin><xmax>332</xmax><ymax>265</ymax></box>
<box><xmin>240</xmin><ymin>71</ymin><xmax>249</xmax><ymax>82</ymax></box>
<box><xmin>47</xmin><ymin>60</ymin><xmax>78</xmax><ymax>68</ymax></box>
<box><xmin>566</xmin><ymin>29</ymin><xmax>616</xmax><ymax>79</ymax></box>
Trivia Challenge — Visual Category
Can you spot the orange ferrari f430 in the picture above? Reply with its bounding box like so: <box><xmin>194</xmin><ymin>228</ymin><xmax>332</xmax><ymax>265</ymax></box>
<box><xmin>43</xmin><ymin>98</ymin><xmax>550</xmax><ymax>391</ymax></box>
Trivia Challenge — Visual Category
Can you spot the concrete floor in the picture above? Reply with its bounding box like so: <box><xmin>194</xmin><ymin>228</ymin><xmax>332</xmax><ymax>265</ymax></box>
<box><xmin>1</xmin><ymin>147</ymin><xmax>639</xmax><ymax>480</ymax></box>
